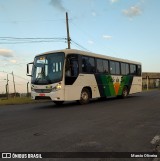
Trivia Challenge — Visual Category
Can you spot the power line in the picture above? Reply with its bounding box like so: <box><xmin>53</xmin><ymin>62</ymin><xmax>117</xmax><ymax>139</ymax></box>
<box><xmin>0</xmin><ymin>63</ymin><xmax>24</xmax><ymax>67</ymax></box>
<box><xmin>70</xmin><ymin>20</ymin><xmax>119</xmax><ymax>56</ymax></box>
<box><xmin>71</xmin><ymin>40</ymin><xmax>90</xmax><ymax>52</ymax></box>
<box><xmin>0</xmin><ymin>40</ymin><xmax>66</xmax><ymax>44</ymax></box>
<box><xmin>0</xmin><ymin>37</ymin><xmax>65</xmax><ymax>40</ymax></box>
<box><xmin>0</xmin><ymin>71</ymin><xmax>29</xmax><ymax>81</ymax></box>
<box><xmin>0</xmin><ymin>37</ymin><xmax>66</xmax><ymax>44</ymax></box>
<box><xmin>0</xmin><ymin>19</ymin><xmax>67</xmax><ymax>23</ymax></box>
<box><xmin>14</xmin><ymin>74</ymin><xmax>29</xmax><ymax>81</ymax></box>
<box><xmin>70</xmin><ymin>21</ymin><xmax>96</xmax><ymax>41</ymax></box>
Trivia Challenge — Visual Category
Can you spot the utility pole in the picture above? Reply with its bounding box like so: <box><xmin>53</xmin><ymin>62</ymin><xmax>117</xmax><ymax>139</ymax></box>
<box><xmin>146</xmin><ymin>75</ymin><xmax>149</xmax><ymax>90</ymax></box>
<box><xmin>27</xmin><ymin>82</ymin><xmax>29</xmax><ymax>97</ymax></box>
<box><xmin>12</xmin><ymin>71</ymin><xmax>16</xmax><ymax>97</ymax></box>
<box><xmin>66</xmin><ymin>12</ymin><xmax>71</xmax><ymax>49</ymax></box>
<box><xmin>5</xmin><ymin>74</ymin><xmax>9</xmax><ymax>99</ymax></box>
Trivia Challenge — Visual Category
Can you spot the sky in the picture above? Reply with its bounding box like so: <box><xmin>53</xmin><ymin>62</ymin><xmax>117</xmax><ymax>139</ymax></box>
<box><xmin>0</xmin><ymin>0</ymin><xmax>160</xmax><ymax>93</ymax></box>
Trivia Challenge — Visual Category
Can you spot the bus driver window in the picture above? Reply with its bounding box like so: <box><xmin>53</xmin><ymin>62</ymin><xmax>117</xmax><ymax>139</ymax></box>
<box><xmin>65</xmin><ymin>58</ymin><xmax>78</xmax><ymax>77</ymax></box>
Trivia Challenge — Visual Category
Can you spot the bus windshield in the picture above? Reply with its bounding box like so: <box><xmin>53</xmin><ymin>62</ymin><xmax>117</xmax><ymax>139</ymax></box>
<box><xmin>31</xmin><ymin>52</ymin><xmax>64</xmax><ymax>85</ymax></box>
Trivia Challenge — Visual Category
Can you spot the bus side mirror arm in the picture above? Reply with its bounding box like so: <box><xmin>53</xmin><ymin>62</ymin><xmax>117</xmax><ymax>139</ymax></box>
<box><xmin>27</xmin><ymin>62</ymin><xmax>33</xmax><ymax>77</ymax></box>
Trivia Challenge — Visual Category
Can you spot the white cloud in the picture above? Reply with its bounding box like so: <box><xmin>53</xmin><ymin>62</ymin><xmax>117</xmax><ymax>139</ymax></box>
<box><xmin>9</xmin><ymin>60</ymin><xmax>17</xmax><ymax>63</ymax></box>
<box><xmin>110</xmin><ymin>0</ymin><xmax>119</xmax><ymax>3</ymax></box>
<box><xmin>103</xmin><ymin>35</ymin><xmax>112</xmax><ymax>40</ymax></box>
<box><xmin>123</xmin><ymin>6</ymin><xmax>142</xmax><ymax>18</ymax></box>
<box><xmin>0</xmin><ymin>49</ymin><xmax>14</xmax><ymax>57</ymax></box>
<box><xmin>87</xmin><ymin>40</ymin><xmax>94</xmax><ymax>45</ymax></box>
<box><xmin>0</xmin><ymin>59</ymin><xmax>17</xmax><ymax>67</ymax></box>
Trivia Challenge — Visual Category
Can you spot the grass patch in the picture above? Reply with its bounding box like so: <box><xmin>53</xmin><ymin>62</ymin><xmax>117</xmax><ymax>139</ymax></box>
<box><xmin>0</xmin><ymin>97</ymin><xmax>51</xmax><ymax>105</ymax></box>
<box><xmin>0</xmin><ymin>97</ymin><xmax>35</xmax><ymax>105</ymax></box>
<box><xmin>142</xmin><ymin>88</ymin><xmax>160</xmax><ymax>92</ymax></box>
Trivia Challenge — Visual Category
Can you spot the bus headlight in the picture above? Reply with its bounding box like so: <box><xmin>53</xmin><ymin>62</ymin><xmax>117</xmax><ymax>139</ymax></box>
<box><xmin>52</xmin><ymin>84</ymin><xmax>62</xmax><ymax>91</ymax></box>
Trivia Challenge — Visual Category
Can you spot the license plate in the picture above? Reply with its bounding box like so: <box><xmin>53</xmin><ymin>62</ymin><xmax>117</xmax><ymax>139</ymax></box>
<box><xmin>39</xmin><ymin>93</ymin><xmax>45</xmax><ymax>96</ymax></box>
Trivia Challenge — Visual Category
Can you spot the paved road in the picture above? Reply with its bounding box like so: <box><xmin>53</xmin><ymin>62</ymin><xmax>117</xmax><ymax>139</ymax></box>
<box><xmin>0</xmin><ymin>90</ymin><xmax>160</xmax><ymax>161</ymax></box>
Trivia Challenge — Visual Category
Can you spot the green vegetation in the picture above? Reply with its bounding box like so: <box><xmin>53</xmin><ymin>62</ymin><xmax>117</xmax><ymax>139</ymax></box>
<box><xmin>0</xmin><ymin>97</ymin><xmax>35</xmax><ymax>105</ymax></box>
<box><xmin>0</xmin><ymin>97</ymin><xmax>51</xmax><ymax>105</ymax></box>
<box><xmin>1</xmin><ymin>88</ymin><xmax>159</xmax><ymax>105</ymax></box>
<box><xmin>142</xmin><ymin>88</ymin><xmax>160</xmax><ymax>91</ymax></box>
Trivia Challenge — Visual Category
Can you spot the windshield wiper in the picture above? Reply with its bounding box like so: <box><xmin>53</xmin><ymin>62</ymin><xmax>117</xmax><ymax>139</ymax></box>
<box><xmin>34</xmin><ymin>74</ymin><xmax>52</xmax><ymax>84</ymax></box>
<box><xmin>45</xmin><ymin>77</ymin><xmax>52</xmax><ymax>84</ymax></box>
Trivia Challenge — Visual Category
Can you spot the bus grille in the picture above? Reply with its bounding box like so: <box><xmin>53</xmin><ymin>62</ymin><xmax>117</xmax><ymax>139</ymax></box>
<box><xmin>34</xmin><ymin>89</ymin><xmax>52</xmax><ymax>93</ymax></box>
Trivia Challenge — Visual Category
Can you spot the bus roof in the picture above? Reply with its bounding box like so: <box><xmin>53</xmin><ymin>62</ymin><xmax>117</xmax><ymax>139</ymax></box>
<box><xmin>37</xmin><ymin>49</ymin><xmax>141</xmax><ymax>65</ymax></box>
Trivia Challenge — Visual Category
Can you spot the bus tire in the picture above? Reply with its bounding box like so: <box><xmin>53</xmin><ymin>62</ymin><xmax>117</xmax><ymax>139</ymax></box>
<box><xmin>121</xmin><ymin>86</ymin><xmax>128</xmax><ymax>98</ymax></box>
<box><xmin>53</xmin><ymin>101</ymin><xmax>64</xmax><ymax>105</ymax></box>
<box><xmin>78</xmin><ymin>88</ymin><xmax>91</xmax><ymax>105</ymax></box>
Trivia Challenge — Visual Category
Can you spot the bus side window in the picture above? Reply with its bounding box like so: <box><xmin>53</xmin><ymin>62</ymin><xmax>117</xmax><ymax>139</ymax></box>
<box><xmin>88</xmin><ymin>57</ymin><xmax>95</xmax><ymax>73</ymax></box>
<box><xmin>96</xmin><ymin>59</ymin><xmax>103</xmax><ymax>73</ymax></box>
<box><xmin>65</xmin><ymin>59</ymin><xmax>71</xmax><ymax>76</ymax></box>
<box><xmin>82</xmin><ymin>56</ymin><xmax>95</xmax><ymax>73</ymax></box>
<box><xmin>110</xmin><ymin>61</ymin><xmax>116</xmax><ymax>74</ymax></box>
<box><xmin>65</xmin><ymin>55</ymin><xmax>79</xmax><ymax>77</ymax></box>
<box><xmin>130</xmin><ymin>64</ymin><xmax>136</xmax><ymax>75</ymax></box>
<box><xmin>121</xmin><ymin>63</ymin><xmax>129</xmax><ymax>75</ymax></box>
<box><xmin>82</xmin><ymin>57</ymin><xmax>87</xmax><ymax>72</ymax></box>
<box><xmin>71</xmin><ymin>60</ymin><xmax>78</xmax><ymax>76</ymax></box>
<box><xmin>103</xmin><ymin>60</ymin><xmax>109</xmax><ymax>74</ymax></box>
<box><xmin>137</xmin><ymin>65</ymin><xmax>141</xmax><ymax>76</ymax></box>
<box><xmin>126</xmin><ymin>64</ymin><xmax>129</xmax><ymax>75</ymax></box>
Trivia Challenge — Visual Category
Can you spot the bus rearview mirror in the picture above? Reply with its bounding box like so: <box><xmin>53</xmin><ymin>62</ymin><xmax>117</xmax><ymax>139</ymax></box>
<box><xmin>27</xmin><ymin>62</ymin><xmax>33</xmax><ymax>77</ymax></box>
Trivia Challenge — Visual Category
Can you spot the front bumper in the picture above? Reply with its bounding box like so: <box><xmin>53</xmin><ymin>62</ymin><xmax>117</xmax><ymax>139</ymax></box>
<box><xmin>31</xmin><ymin>89</ymin><xmax>64</xmax><ymax>101</ymax></box>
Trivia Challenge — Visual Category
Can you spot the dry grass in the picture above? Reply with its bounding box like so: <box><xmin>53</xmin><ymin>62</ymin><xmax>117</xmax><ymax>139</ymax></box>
<box><xmin>0</xmin><ymin>97</ymin><xmax>35</xmax><ymax>105</ymax></box>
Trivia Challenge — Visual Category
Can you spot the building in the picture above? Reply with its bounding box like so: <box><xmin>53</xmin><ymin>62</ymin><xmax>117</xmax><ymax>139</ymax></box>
<box><xmin>142</xmin><ymin>72</ymin><xmax>160</xmax><ymax>89</ymax></box>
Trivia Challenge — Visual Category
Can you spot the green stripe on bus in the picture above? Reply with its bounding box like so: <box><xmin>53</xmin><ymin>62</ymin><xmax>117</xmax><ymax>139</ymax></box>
<box><xmin>100</xmin><ymin>75</ymin><xmax>116</xmax><ymax>97</ymax></box>
<box><xmin>118</xmin><ymin>75</ymin><xmax>133</xmax><ymax>95</ymax></box>
<box><xmin>95</xmin><ymin>74</ymin><xmax>133</xmax><ymax>97</ymax></box>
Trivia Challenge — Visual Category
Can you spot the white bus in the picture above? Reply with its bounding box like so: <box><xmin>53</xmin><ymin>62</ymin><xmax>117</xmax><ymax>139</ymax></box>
<box><xmin>27</xmin><ymin>49</ymin><xmax>142</xmax><ymax>105</ymax></box>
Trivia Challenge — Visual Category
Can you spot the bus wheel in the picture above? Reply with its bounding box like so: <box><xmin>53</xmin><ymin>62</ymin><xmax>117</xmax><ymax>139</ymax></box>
<box><xmin>121</xmin><ymin>86</ymin><xmax>128</xmax><ymax>98</ymax></box>
<box><xmin>53</xmin><ymin>101</ymin><xmax>64</xmax><ymax>105</ymax></box>
<box><xmin>78</xmin><ymin>88</ymin><xmax>91</xmax><ymax>105</ymax></box>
